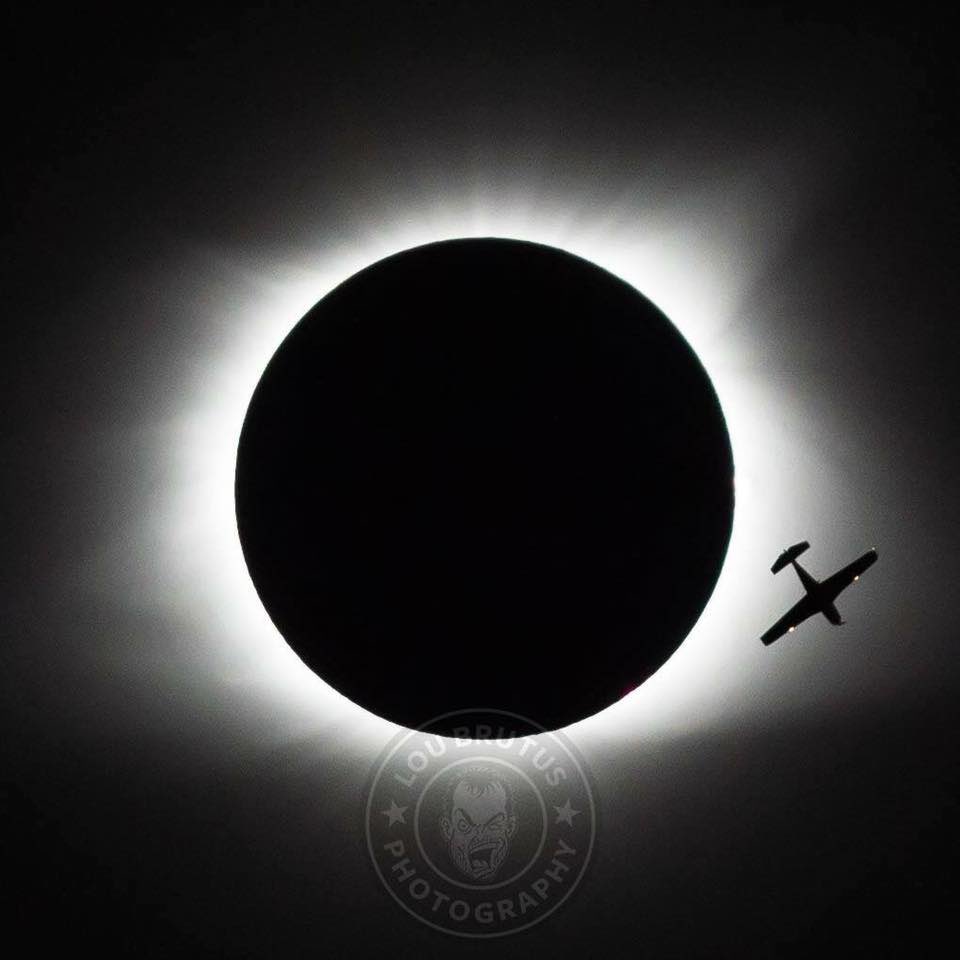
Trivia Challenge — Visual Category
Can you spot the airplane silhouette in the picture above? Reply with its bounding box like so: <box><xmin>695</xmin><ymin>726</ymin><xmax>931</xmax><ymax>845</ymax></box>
<box><xmin>760</xmin><ymin>542</ymin><xmax>877</xmax><ymax>646</ymax></box>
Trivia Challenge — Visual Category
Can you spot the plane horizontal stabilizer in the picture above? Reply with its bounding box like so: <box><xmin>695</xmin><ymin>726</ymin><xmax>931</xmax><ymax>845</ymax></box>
<box><xmin>771</xmin><ymin>541</ymin><xmax>810</xmax><ymax>574</ymax></box>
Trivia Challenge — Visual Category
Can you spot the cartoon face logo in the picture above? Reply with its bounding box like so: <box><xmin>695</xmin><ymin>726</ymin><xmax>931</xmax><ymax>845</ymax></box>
<box><xmin>439</xmin><ymin>765</ymin><xmax>518</xmax><ymax>881</ymax></box>
<box><xmin>366</xmin><ymin>712</ymin><xmax>596</xmax><ymax>937</ymax></box>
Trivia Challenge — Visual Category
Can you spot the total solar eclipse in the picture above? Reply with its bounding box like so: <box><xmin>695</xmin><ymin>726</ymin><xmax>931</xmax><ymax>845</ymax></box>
<box><xmin>236</xmin><ymin>238</ymin><xmax>734</xmax><ymax>733</ymax></box>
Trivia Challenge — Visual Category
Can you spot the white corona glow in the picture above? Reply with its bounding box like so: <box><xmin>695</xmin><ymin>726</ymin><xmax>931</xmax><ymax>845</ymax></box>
<box><xmin>134</xmin><ymin>187</ymin><xmax>827</xmax><ymax>746</ymax></box>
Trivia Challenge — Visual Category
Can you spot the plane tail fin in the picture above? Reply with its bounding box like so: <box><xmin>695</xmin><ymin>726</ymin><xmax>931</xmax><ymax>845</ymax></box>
<box><xmin>771</xmin><ymin>541</ymin><xmax>810</xmax><ymax>574</ymax></box>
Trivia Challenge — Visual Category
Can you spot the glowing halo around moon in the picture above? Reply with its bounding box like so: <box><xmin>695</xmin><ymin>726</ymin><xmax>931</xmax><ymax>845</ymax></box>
<box><xmin>139</xmin><ymin>193</ymin><xmax>828</xmax><ymax>748</ymax></box>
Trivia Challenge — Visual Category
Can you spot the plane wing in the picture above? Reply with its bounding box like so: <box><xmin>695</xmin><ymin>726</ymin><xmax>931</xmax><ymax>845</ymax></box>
<box><xmin>821</xmin><ymin>549</ymin><xmax>878</xmax><ymax>597</ymax></box>
<box><xmin>760</xmin><ymin>595</ymin><xmax>817</xmax><ymax>646</ymax></box>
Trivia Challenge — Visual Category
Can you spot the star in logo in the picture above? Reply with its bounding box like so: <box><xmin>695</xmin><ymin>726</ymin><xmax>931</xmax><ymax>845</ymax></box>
<box><xmin>553</xmin><ymin>798</ymin><xmax>581</xmax><ymax>826</ymax></box>
<box><xmin>381</xmin><ymin>799</ymin><xmax>408</xmax><ymax>827</ymax></box>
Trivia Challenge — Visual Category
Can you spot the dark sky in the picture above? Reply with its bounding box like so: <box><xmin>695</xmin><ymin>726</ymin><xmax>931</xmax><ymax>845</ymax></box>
<box><xmin>3</xmin><ymin>3</ymin><xmax>958</xmax><ymax>956</ymax></box>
